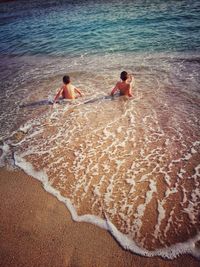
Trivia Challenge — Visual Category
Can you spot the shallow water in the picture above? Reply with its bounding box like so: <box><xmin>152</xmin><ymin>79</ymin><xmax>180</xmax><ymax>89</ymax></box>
<box><xmin>0</xmin><ymin>0</ymin><xmax>200</xmax><ymax>260</ymax></box>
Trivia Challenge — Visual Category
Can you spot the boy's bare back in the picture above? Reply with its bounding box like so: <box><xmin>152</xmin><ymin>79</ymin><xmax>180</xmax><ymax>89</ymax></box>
<box><xmin>61</xmin><ymin>83</ymin><xmax>80</xmax><ymax>99</ymax></box>
<box><xmin>111</xmin><ymin>71</ymin><xmax>134</xmax><ymax>97</ymax></box>
<box><xmin>115</xmin><ymin>80</ymin><xmax>132</xmax><ymax>96</ymax></box>
<box><xmin>53</xmin><ymin>75</ymin><xmax>83</xmax><ymax>103</ymax></box>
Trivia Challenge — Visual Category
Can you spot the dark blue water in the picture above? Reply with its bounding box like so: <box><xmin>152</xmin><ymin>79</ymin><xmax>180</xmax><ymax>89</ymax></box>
<box><xmin>0</xmin><ymin>0</ymin><xmax>200</xmax><ymax>56</ymax></box>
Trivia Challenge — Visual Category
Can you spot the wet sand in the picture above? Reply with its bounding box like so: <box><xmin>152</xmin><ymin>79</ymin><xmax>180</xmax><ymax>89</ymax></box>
<box><xmin>0</xmin><ymin>168</ymin><xmax>199</xmax><ymax>267</ymax></box>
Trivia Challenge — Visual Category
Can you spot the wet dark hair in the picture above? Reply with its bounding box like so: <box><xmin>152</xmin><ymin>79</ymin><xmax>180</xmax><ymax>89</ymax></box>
<box><xmin>63</xmin><ymin>75</ymin><xmax>70</xmax><ymax>84</ymax></box>
<box><xmin>120</xmin><ymin>71</ymin><xmax>128</xmax><ymax>81</ymax></box>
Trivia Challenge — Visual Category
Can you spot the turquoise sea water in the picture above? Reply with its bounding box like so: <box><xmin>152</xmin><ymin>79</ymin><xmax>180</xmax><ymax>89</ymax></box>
<box><xmin>0</xmin><ymin>0</ymin><xmax>200</xmax><ymax>56</ymax></box>
<box><xmin>0</xmin><ymin>0</ymin><xmax>200</xmax><ymax>259</ymax></box>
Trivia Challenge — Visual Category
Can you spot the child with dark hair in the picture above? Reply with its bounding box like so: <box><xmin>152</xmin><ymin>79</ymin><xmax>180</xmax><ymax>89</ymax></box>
<box><xmin>110</xmin><ymin>71</ymin><xmax>134</xmax><ymax>97</ymax></box>
<box><xmin>53</xmin><ymin>75</ymin><xmax>83</xmax><ymax>103</ymax></box>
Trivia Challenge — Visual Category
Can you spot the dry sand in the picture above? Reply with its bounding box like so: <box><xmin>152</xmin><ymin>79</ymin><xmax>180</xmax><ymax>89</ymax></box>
<box><xmin>0</xmin><ymin>167</ymin><xmax>199</xmax><ymax>267</ymax></box>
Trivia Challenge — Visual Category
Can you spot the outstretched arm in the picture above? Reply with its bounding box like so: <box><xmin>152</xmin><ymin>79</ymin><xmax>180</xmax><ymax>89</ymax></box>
<box><xmin>128</xmin><ymin>75</ymin><xmax>135</xmax><ymax>97</ymax></box>
<box><xmin>111</xmin><ymin>83</ymin><xmax>119</xmax><ymax>96</ymax></box>
<box><xmin>53</xmin><ymin>86</ymin><xmax>63</xmax><ymax>103</ymax></box>
<box><xmin>128</xmin><ymin>84</ymin><xmax>133</xmax><ymax>97</ymax></box>
<box><xmin>75</xmin><ymin>87</ymin><xmax>83</xmax><ymax>97</ymax></box>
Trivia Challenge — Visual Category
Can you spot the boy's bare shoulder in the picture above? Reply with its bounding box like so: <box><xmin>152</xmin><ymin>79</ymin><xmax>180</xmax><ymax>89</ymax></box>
<box><xmin>116</xmin><ymin>81</ymin><xmax>122</xmax><ymax>86</ymax></box>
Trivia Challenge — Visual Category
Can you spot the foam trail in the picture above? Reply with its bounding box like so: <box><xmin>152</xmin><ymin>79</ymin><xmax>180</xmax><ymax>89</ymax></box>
<box><xmin>14</xmin><ymin>154</ymin><xmax>108</xmax><ymax>229</ymax></box>
<box><xmin>106</xmin><ymin>218</ymin><xmax>200</xmax><ymax>259</ymax></box>
<box><xmin>0</xmin><ymin>142</ymin><xmax>10</xmax><ymax>167</ymax></box>
<box><xmin>1</xmin><ymin>52</ymin><xmax>200</xmax><ymax>260</ymax></box>
<box><xmin>14</xmin><ymin>153</ymin><xmax>200</xmax><ymax>259</ymax></box>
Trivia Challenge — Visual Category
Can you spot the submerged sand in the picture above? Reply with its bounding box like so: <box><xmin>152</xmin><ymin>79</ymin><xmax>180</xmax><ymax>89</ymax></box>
<box><xmin>0</xmin><ymin>168</ymin><xmax>199</xmax><ymax>267</ymax></box>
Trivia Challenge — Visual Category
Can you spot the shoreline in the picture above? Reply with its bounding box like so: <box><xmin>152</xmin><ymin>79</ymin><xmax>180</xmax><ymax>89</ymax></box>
<box><xmin>0</xmin><ymin>167</ymin><xmax>199</xmax><ymax>267</ymax></box>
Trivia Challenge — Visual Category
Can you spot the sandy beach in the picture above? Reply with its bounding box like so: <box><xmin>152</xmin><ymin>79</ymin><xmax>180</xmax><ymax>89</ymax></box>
<box><xmin>0</xmin><ymin>167</ymin><xmax>199</xmax><ymax>267</ymax></box>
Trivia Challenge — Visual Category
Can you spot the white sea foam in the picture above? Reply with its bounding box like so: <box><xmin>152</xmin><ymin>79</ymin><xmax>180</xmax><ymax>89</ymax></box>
<box><xmin>14</xmin><ymin>153</ymin><xmax>200</xmax><ymax>259</ymax></box>
<box><xmin>154</xmin><ymin>200</ymin><xmax>166</xmax><ymax>239</ymax></box>
<box><xmin>0</xmin><ymin>142</ymin><xmax>10</xmax><ymax>167</ymax></box>
<box><xmin>1</xmin><ymin>52</ymin><xmax>200</xmax><ymax>260</ymax></box>
<box><xmin>9</xmin><ymin>90</ymin><xmax>200</xmax><ymax>259</ymax></box>
<box><xmin>14</xmin><ymin>153</ymin><xmax>108</xmax><ymax>229</ymax></box>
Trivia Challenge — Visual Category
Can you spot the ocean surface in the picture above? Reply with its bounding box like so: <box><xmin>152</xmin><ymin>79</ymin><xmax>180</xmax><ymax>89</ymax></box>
<box><xmin>0</xmin><ymin>0</ymin><xmax>200</xmax><ymax>259</ymax></box>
